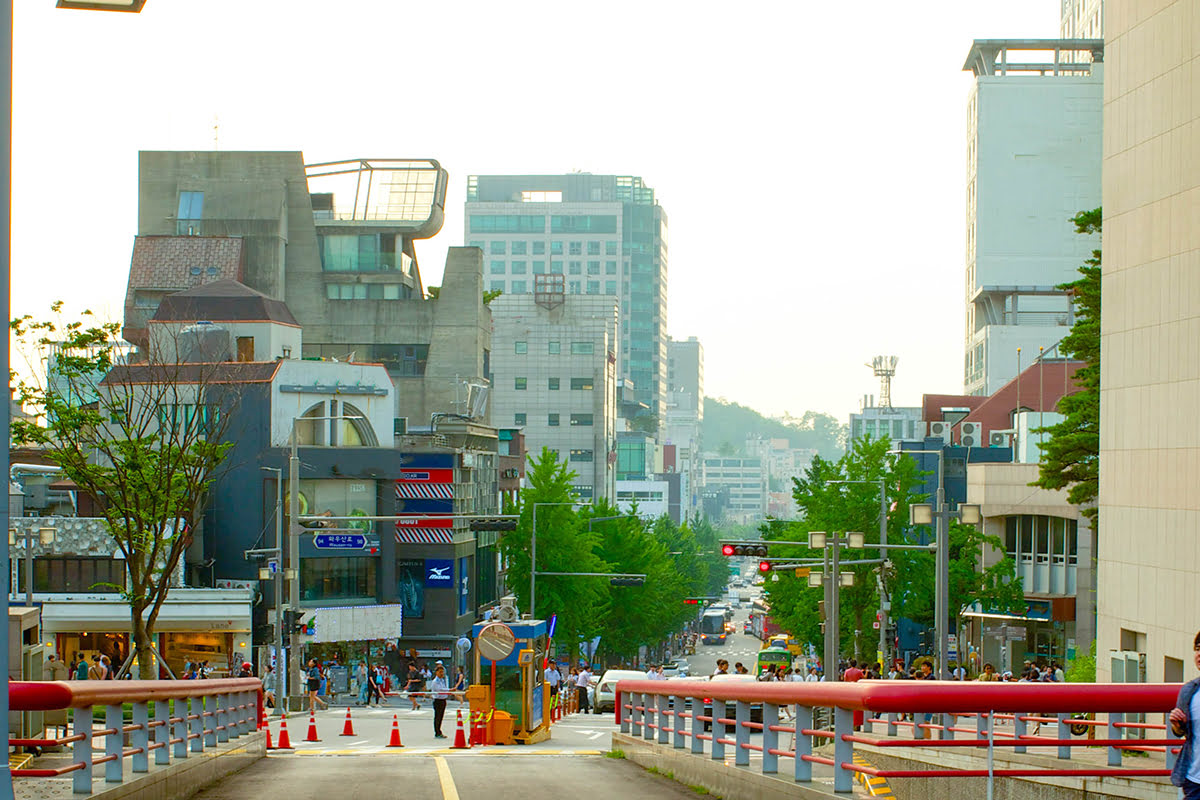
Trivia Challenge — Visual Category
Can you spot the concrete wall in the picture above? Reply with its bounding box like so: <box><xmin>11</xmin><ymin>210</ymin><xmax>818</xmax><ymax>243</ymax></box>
<box><xmin>149</xmin><ymin>320</ymin><xmax>301</xmax><ymax>364</ymax></box>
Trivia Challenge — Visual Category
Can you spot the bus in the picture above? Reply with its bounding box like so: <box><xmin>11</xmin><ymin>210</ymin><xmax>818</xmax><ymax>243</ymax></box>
<box><xmin>756</xmin><ymin>646</ymin><xmax>792</xmax><ymax>676</ymax></box>
<box><xmin>699</xmin><ymin>609</ymin><xmax>728</xmax><ymax>645</ymax></box>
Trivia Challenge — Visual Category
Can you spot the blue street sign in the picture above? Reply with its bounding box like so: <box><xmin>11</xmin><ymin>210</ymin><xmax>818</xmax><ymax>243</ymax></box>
<box><xmin>313</xmin><ymin>533</ymin><xmax>367</xmax><ymax>550</ymax></box>
<box><xmin>267</xmin><ymin>559</ymin><xmax>280</xmax><ymax>574</ymax></box>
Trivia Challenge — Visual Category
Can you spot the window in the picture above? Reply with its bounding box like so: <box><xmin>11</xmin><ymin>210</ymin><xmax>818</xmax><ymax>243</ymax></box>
<box><xmin>551</xmin><ymin>261</ymin><xmax>563</xmax><ymax>274</ymax></box>
<box><xmin>550</xmin><ymin>241</ymin><xmax>563</xmax><ymax>255</ymax></box>
<box><xmin>569</xmin><ymin>241</ymin><xmax>583</xmax><ymax>255</ymax></box>
<box><xmin>177</xmin><ymin>191</ymin><xmax>203</xmax><ymax>233</ymax></box>
<box><xmin>532</xmin><ymin>241</ymin><xmax>546</xmax><ymax>255</ymax></box>
<box><xmin>20</xmin><ymin>556</ymin><xmax>125</xmax><ymax>593</ymax></box>
<box><xmin>490</xmin><ymin>241</ymin><xmax>506</xmax><ymax>255</ymax></box>
<box><xmin>548</xmin><ymin>341</ymin><xmax>560</xmax><ymax>354</ymax></box>
<box><xmin>514</xmin><ymin>413</ymin><xmax>527</xmax><ymax>426</ymax></box>
<box><xmin>570</xmin><ymin>449</ymin><xmax>594</xmax><ymax>462</ymax></box>
<box><xmin>514</xmin><ymin>341</ymin><xmax>527</xmax><ymax>354</ymax></box>
<box><xmin>372</xmin><ymin>344</ymin><xmax>428</xmax><ymax>376</ymax></box>
<box><xmin>468</xmin><ymin>240</ymin><xmax>483</xmax><ymax>249</ymax></box>
<box><xmin>551</xmin><ymin>215</ymin><xmax>618</xmax><ymax>234</ymax></box>
<box><xmin>568</xmin><ymin>281</ymin><xmax>581</xmax><ymax>294</ymax></box>
<box><xmin>548</xmin><ymin>377</ymin><xmax>560</xmax><ymax>390</ymax></box>
<box><xmin>587</xmin><ymin>261</ymin><xmax>600</xmax><ymax>275</ymax></box>
<box><xmin>586</xmin><ymin>281</ymin><xmax>599</xmax><ymax>294</ymax></box>
<box><xmin>571</xmin><ymin>377</ymin><xmax>594</xmax><ymax>390</ymax></box>
<box><xmin>469</xmin><ymin>215</ymin><xmax>545</xmax><ymax>234</ymax></box>
<box><xmin>490</xmin><ymin>280</ymin><xmax>505</xmax><ymax>292</ymax></box>
<box><xmin>511</xmin><ymin>241</ymin><xmax>527</xmax><ymax>255</ymax></box>
<box><xmin>490</xmin><ymin>260</ymin><xmax>506</xmax><ymax>274</ymax></box>
<box><xmin>605</xmin><ymin>261</ymin><xmax>617</xmax><ymax>274</ymax></box>
<box><xmin>548</xmin><ymin>413</ymin><xmax>560</xmax><ymax>426</ymax></box>
<box><xmin>587</xmin><ymin>241</ymin><xmax>601</xmax><ymax>255</ymax></box>
<box><xmin>301</xmin><ymin>557</ymin><xmax>376</xmax><ymax>601</ymax></box>
<box><xmin>511</xmin><ymin>280</ymin><xmax>527</xmax><ymax>294</ymax></box>
<box><xmin>515</xmin><ymin>377</ymin><xmax>527</xmax><ymax>390</ymax></box>
<box><xmin>569</xmin><ymin>261</ymin><xmax>582</xmax><ymax>275</ymax></box>
<box><xmin>605</xmin><ymin>241</ymin><xmax>618</xmax><ymax>255</ymax></box>
<box><xmin>570</xmin><ymin>413</ymin><xmax>594</xmax><ymax>426</ymax></box>
<box><xmin>511</xmin><ymin>260</ymin><xmax>527</xmax><ymax>274</ymax></box>
<box><xmin>605</xmin><ymin>280</ymin><xmax>616</xmax><ymax>294</ymax></box>
<box><xmin>570</xmin><ymin>342</ymin><xmax>594</xmax><ymax>355</ymax></box>
<box><xmin>325</xmin><ymin>283</ymin><xmax>409</xmax><ymax>300</ymax></box>
<box><xmin>533</xmin><ymin>261</ymin><xmax>546</xmax><ymax>274</ymax></box>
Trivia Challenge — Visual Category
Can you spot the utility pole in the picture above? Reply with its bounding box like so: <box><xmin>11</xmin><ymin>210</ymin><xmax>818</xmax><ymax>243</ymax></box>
<box><xmin>287</xmin><ymin>432</ymin><xmax>300</xmax><ymax>708</ymax></box>
<box><xmin>261</xmin><ymin>466</ymin><xmax>285</xmax><ymax>712</ymax></box>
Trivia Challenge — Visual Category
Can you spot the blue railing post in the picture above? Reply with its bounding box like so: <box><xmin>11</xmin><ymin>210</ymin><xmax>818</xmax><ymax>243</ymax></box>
<box><xmin>131</xmin><ymin>701</ymin><xmax>149</xmax><ymax>773</ymax></box>
<box><xmin>1014</xmin><ymin>712</ymin><xmax>1027</xmax><ymax>754</ymax></box>
<box><xmin>105</xmin><ymin>703</ymin><xmax>123</xmax><ymax>784</ymax></box>
<box><xmin>833</xmin><ymin>706</ymin><xmax>853</xmax><ymax>793</ymax></box>
<box><xmin>617</xmin><ymin>690</ymin><xmax>628</xmax><ymax>734</ymax></box>
<box><xmin>657</xmin><ymin>694</ymin><xmax>670</xmax><ymax>745</ymax></box>
<box><xmin>72</xmin><ymin>705</ymin><xmax>93</xmax><ymax>795</ymax></box>
<box><xmin>1107</xmin><ymin>712</ymin><xmax>1123</xmax><ymax>766</ymax></box>
<box><xmin>795</xmin><ymin>704</ymin><xmax>813</xmax><ymax>782</ymax></box>
<box><xmin>1166</xmin><ymin>711</ymin><xmax>1178</xmax><ymax>772</ymax></box>
<box><xmin>762</xmin><ymin>702</ymin><xmax>779</xmax><ymax>774</ymax></box>
<box><xmin>887</xmin><ymin>711</ymin><xmax>897</xmax><ymax>737</ymax></box>
<box><xmin>189</xmin><ymin>697</ymin><xmax>203</xmax><ymax>753</ymax></box>
<box><xmin>734</xmin><ymin>700</ymin><xmax>750</xmax><ymax>766</ymax></box>
<box><xmin>711</xmin><ymin>701</ymin><xmax>726</xmax><ymax>762</ymax></box>
<box><xmin>216</xmin><ymin>693</ymin><xmax>229</xmax><ymax>743</ymax></box>
<box><xmin>943</xmin><ymin>712</ymin><xmax>955</xmax><ymax>740</ymax></box>
<box><xmin>204</xmin><ymin>696</ymin><xmax>217</xmax><ymax>748</ymax></box>
<box><xmin>643</xmin><ymin>692</ymin><xmax>655</xmax><ymax>741</ymax></box>
<box><xmin>155</xmin><ymin>698</ymin><xmax>171</xmax><ymax>765</ymax></box>
<box><xmin>630</xmin><ymin>692</ymin><xmax>642</xmax><ymax>736</ymax></box>
<box><xmin>672</xmin><ymin>695</ymin><xmax>685</xmax><ymax>749</ymax></box>
<box><xmin>690</xmin><ymin>695</ymin><xmax>704</xmax><ymax>754</ymax></box>
<box><xmin>977</xmin><ymin>712</ymin><xmax>987</xmax><ymax>740</ymax></box>
<box><xmin>1057</xmin><ymin>712</ymin><xmax>1071</xmax><ymax>759</ymax></box>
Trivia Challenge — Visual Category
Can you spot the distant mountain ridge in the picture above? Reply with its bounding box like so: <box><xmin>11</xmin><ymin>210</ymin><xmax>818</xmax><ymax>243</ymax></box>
<box><xmin>701</xmin><ymin>398</ymin><xmax>846</xmax><ymax>460</ymax></box>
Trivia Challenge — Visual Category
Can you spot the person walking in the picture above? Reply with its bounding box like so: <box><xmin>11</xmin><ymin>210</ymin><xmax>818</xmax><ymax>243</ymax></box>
<box><xmin>1171</xmin><ymin>631</ymin><xmax>1200</xmax><ymax>798</ymax></box>
<box><xmin>404</xmin><ymin>664</ymin><xmax>424</xmax><ymax>710</ymax></box>
<box><xmin>575</xmin><ymin>664</ymin><xmax>592</xmax><ymax>714</ymax></box>
<box><xmin>451</xmin><ymin>665</ymin><xmax>467</xmax><ymax>706</ymax></box>
<box><xmin>45</xmin><ymin>654</ymin><xmax>69</xmax><ymax>682</ymax></box>
<box><xmin>306</xmin><ymin>659</ymin><xmax>328</xmax><ymax>713</ymax></box>
<box><xmin>430</xmin><ymin>664</ymin><xmax>450</xmax><ymax>739</ymax></box>
<box><xmin>544</xmin><ymin>662</ymin><xmax>561</xmax><ymax>714</ymax></box>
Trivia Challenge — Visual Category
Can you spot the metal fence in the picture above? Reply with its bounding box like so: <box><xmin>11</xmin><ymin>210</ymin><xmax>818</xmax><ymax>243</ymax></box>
<box><xmin>615</xmin><ymin>679</ymin><xmax>1182</xmax><ymax>794</ymax></box>
<box><xmin>10</xmin><ymin>678</ymin><xmax>263</xmax><ymax>795</ymax></box>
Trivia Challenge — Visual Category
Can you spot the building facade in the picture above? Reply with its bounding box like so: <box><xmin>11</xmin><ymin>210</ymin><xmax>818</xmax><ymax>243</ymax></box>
<box><xmin>1061</xmin><ymin>0</ymin><xmax>1104</xmax><ymax>38</ymax></box>
<box><xmin>1097</xmin><ymin>0</ymin><xmax>1200</xmax><ymax>683</ymax></box>
<box><xmin>465</xmin><ymin>174</ymin><xmax>667</xmax><ymax>427</ymax></box>
<box><xmin>488</xmin><ymin>284</ymin><xmax>619</xmax><ymax>502</ymax></box>
<box><xmin>701</xmin><ymin>456</ymin><xmax>765</xmax><ymax>524</ymax></box>
<box><xmin>665</xmin><ymin>336</ymin><xmax>704</xmax><ymax>519</ymax></box>
<box><xmin>849</xmin><ymin>405</ymin><xmax>925</xmax><ymax>446</ymax></box>
<box><xmin>962</xmin><ymin>40</ymin><xmax>1103</xmax><ymax>396</ymax></box>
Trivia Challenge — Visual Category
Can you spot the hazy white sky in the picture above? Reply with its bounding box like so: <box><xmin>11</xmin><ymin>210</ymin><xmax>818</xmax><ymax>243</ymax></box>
<box><xmin>12</xmin><ymin>1</ymin><xmax>1060</xmax><ymax>419</ymax></box>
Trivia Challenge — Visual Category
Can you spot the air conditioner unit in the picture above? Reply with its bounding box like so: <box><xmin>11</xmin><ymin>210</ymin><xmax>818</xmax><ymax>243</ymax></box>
<box><xmin>928</xmin><ymin>420</ymin><xmax>952</xmax><ymax>444</ymax></box>
<box><xmin>989</xmin><ymin>431</ymin><xmax>1012</xmax><ymax>448</ymax></box>
<box><xmin>960</xmin><ymin>422</ymin><xmax>983</xmax><ymax>448</ymax></box>
<box><xmin>495</xmin><ymin>595</ymin><xmax>519</xmax><ymax>623</ymax></box>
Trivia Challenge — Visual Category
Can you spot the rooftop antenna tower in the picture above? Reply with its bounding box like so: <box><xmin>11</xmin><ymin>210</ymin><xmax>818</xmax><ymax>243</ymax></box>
<box><xmin>867</xmin><ymin>355</ymin><xmax>898</xmax><ymax>411</ymax></box>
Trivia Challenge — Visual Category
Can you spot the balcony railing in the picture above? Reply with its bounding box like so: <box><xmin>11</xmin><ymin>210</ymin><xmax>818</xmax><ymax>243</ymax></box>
<box><xmin>10</xmin><ymin>678</ymin><xmax>262</xmax><ymax>795</ymax></box>
<box><xmin>615</xmin><ymin>679</ymin><xmax>1181</xmax><ymax>794</ymax></box>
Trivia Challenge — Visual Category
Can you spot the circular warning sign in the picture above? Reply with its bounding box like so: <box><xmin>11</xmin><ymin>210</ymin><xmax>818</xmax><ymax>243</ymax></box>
<box><xmin>476</xmin><ymin>622</ymin><xmax>517</xmax><ymax>662</ymax></box>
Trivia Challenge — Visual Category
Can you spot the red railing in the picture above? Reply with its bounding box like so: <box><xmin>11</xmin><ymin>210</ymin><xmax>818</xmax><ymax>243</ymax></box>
<box><xmin>10</xmin><ymin>679</ymin><xmax>263</xmax><ymax>795</ymax></box>
<box><xmin>615</xmin><ymin>679</ymin><xmax>1182</xmax><ymax>793</ymax></box>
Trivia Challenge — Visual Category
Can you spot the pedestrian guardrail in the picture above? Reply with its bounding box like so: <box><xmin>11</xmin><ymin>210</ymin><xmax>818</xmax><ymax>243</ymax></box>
<box><xmin>10</xmin><ymin>678</ymin><xmax>263</xmax><ymax>795</ymax></box>
<box><xmin>615</xmin><ymin>679</ymin><xmax>1182</xmax><ymax>793</ymax></box>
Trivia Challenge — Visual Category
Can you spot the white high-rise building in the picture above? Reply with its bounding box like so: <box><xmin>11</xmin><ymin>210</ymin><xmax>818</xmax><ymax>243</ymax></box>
<box><xmin>1060</xmin><ymin>0</ymin><xmax>1103</xmax><ymax>38</ymax></box>
<box><xmin>489</xmin><ymin>279</ymin><xmax>619</xmax><ymax>503</ymax></box>
<box><xmin>666</xmin><ymin>337</ymin><xmax>704</xmax><ymax>518</ymax></box>
<box><xmin>962</xmin><ymin>39</ymin><xmax>1103</xmax><ymax>396</ymax></box>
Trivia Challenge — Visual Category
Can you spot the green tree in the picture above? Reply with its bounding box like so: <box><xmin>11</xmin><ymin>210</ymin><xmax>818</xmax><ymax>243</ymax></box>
<box><xmin>11</xmin><ymin>307</ymin><xmax>236</xmax><ymax>678</ymax></box>
<box><xmin>503</xmin><ymin>449</ymin><xmax>607</xmax><ymax>656</ymax></box>
<box><xmin>1032</xmin><ymin>208</ymin><xmax>1101</xmax><ymax>523</ymax></box>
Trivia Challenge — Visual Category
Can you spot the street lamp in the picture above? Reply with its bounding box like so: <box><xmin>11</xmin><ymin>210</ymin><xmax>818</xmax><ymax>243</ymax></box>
<box><xmin>260</xmin><ymin>466</ymin><xmax>285</xmax><ymax>712</ymax></box>
<box><xmin>9</xmin><ymin>526</ymin><xmax>54</xmax><ymax>606</ymax></box>
<box><xmin>1</xmin><ymin>5</ymin><xmax>145</xmax><ymax>798</ymax></box>
<box><xmin>806</xmin><ymin>530</ymin><xmax>864</xmax><ymax>680</ymax></box>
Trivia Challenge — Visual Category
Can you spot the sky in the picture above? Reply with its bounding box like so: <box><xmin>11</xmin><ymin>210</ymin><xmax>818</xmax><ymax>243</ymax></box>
<box><xmin>11</xmin><ymin>1</ymin><xmax>1061</xmax><ymax>420</ymax></box>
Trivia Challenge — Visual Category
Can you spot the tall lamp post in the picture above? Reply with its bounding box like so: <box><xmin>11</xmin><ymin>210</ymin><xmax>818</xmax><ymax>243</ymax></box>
<box><xmin>259</xmin><ymin>467</ymin><xmax>285</xmax><ymax>712</ymax></box>
<box><xmin>0</xmin><ymin>4</ymin><xmax>145</xmax><ymax>799</ymax></box>
<box><xmin>806</xmin><ymin>530</ymin><xmax>863</xmax><ymax>679</ymax></box>
<box><xmin>823</xmin><ymin>478</ymin><xmax>889</xmax><ymax>668</ymax></box>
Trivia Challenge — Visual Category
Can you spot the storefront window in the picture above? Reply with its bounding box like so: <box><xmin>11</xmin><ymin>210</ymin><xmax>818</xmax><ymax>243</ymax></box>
<box><xmin>21</xmin><ymin>557</ymin><xmax>124</xmax><ymax>593</ymax></box>
<box><xmin>301</xmin><ymin>557</ymin><xmax>377</xmax><ymax>601</ymax></box>
<box><xmin>396</xmin><ymin>559</ymin><xmax>425</xmax><ymax>618</ymax></box>
<box><xmin>287</xmin><ymin>478</ymin><xmax>377</xmax><ymax>533</ymax></box>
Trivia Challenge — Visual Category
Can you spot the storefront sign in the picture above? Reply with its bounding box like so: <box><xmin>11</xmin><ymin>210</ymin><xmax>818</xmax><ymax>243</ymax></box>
<box><xmin>314</xmin><ymin>532</ymin><xmax>367</xmax><ymax>550</ymax></box>
<box><xmin>425</xmin><ymin>559</ymin><xmax>454</xmax><ymax>587</ymax></box>
<box><xmin>414</xmin><ymin>648</ymin><xmax>452</xmax><ymax>658</ymax></box>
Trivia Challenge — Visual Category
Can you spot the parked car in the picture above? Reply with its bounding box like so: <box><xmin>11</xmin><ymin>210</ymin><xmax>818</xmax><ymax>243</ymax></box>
<box><xmin>742</xmin><ymin>621</ymin><xmax>752</xmax><ymax>634</ymax></box>
<box><xmin>594</xmin><ymin>669</ymin><xmax>647</xmax><ymax>714</ymax></box>
<box><xmin>662</xmin><ymin>659</ymin><xmax>691</xmax><ymax>678</ymax></box>
<box><xmin>703</xmin><ymin>674</ymin><xmax>761</xmax><ymax>731</ymax></box>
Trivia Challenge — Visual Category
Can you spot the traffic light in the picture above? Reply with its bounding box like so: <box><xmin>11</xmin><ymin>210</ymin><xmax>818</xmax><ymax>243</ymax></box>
<box><xmin>683</xmin><ymin>598</ymin><xmax>700</xmax><ymax>605</ymax></box>
<box><xmin>721</xmin><ymin>544</ymin><xmax>735</xmax><ymax>556</ymax></box>
<box><xmin>610</xmin><ymin>576</ymin><xmax>644</xmax><ymax>587</ymax></box>
<box><xmin>758</xmin><ymin>561</ymin><xmax>771</xmax><ymax>573</ymax></box>
<box><xmin>469</xmin><ymin>517</ymin><xmax>517</xmax><ymax>531</ymax></box>
<box><xmin>721</xmin><ymin>541</ymin><xmax>768</xmax><ymax>558</ymax></box>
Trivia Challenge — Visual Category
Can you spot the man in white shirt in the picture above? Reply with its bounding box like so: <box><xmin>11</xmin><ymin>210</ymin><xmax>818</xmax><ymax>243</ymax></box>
<box><xmin>575</xmin><ymin>665</ymin><xmax>592</xmax><ymax>713</ymax></box>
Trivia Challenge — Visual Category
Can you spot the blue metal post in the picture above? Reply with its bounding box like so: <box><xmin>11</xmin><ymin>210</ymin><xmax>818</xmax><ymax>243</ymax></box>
<box><xmin>155</xmin><ymin>698</ymin><xmax>171</xmax><ymax>765</ymax></box>
<box><xmin>72</xmin><ymin>706</ymin><xmax>93</xmax><ymax>795</ymax></box>
<box><xmin>734</xmin><ymin>700</ymin><xmax>749</xmax><ymax>766</ymax></box>
<box><xmin>833</xmin><ymin>707</ymin><xmax>854</xmax><ymax>793</ymax></box>
<box><xmin>131</xmin><ymin>702</ymin><xmax>149</xmax><ymax>773</ymax></box>
<box><xmin>794</xmin><ymin>705</ymin><xmax>813</xmax><ymax>782</ymax></box>
<box><xmin>762</xmin><ymin>703</ymin><xmax>779</xmax><ymax>774</ymax></box>
<box><xmin>105</xmin><ymin>704</ymin><xmax>123</xmax><ymax>783</ymax></box>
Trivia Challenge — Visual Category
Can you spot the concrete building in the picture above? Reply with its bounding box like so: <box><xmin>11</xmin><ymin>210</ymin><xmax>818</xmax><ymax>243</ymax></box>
<box><xmin>701</xmin><ymin>456</ymin><xmax>765</xmax><ymax>524</ymax></box>
<box><xmin>962</xmin><ymin>40</ymin><xmax>1103</xmax><ymax>396</ymax></box>
<box><xmin>1096</xmin><ymin>0</ymin><xmax>1200</xmax><ymax>683</ymax></box>
<box><xmin>665</xmin><ymin>337</ymin><xmax>704</xmax><ymax>518</ymax></box>
<box><xmin>849</xmin><ymin>405</ymin><xmax>925</xmax><ymax>446</ymax></box>
<box><xmin>489</xmin><ymin>280</ymin><xmax>619</xmax><ymax>502</ymax></box>
<box><xmin>131</xmin><ymin>152</ymin><xmax>491</xmax><ymax>430</ymax></box>
<box><xmin>1061</xmin><ymin>0</ymin><xmax>1104</xmax><ymax>38</ymax></box>
<box><xmin>465</xmin><ymin>174</ymin><xmax>667</xmax><ymax>427</ymax></box>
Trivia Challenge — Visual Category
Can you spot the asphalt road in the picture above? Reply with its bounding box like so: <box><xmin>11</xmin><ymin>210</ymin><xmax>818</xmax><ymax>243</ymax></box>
<box><xmin>193</xmin><ymin>753</ymin><xmax>704</xmax><ymax>800</ymax></box>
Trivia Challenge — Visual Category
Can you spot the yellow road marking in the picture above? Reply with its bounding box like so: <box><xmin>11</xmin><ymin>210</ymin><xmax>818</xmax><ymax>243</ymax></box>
<box><xmin>435</xmin><ymin>755</ymin><xmax>459</xmax><ymax>800</ymax></box>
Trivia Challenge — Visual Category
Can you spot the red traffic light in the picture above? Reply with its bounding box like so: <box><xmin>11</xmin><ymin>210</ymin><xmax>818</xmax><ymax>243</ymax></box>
<box><xmin>721</xmin><ymin>544</ymin><xmax>735</xmax><ymax>557</ymax></box>
<box><xmin>758</xmin><ymin>561</ymin><xmax>771</xmax><ymax>573</ymax></box>
<box><xmin>683</xmin><ymin>598</ymin><xmax>699</xmax><ymax>605</ymax></box>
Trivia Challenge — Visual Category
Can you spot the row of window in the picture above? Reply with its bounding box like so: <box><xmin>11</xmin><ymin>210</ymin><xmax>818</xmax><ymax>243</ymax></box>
<box><xmin>492</xmin><ymin>280</ymin><xmax>615</xmax><ymax>296</ymax></box>
<box><xmin>514</xmin><ymin>341</ymin><xmax>594</xmax><ymax>355</ymax></box>
<box><xmin>473</xmin><ymin>240</ymin><xmax>620</xmax><ymax>256</ymax></box>
<box><xmin>489</xmin><ymin>260</ymin><xmax>617</xmax><ymax>275</ymax></box>
<box><xmin>326</xmin><ymin>284</ymin><xmax>413</xmax><ymax>300</ymax></box>
<box><xmin>467</xmin><ymin>215</ymin><xmax>619</xmax><ymax>235</ymax></box>
<box><xmin>514</xmin><ymin>377</ymin><xmax>593</xmax><ymax>390</ymax></box>
<box><xmin>513</xmin><ymin>413</ymin><xmax>593</xmax><ymax>426</ymax></box>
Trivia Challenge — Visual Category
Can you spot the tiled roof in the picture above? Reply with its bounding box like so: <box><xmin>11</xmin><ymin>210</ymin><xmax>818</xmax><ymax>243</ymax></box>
<box><xmin>101</xmin><ymin>361</ymin><xmax>281</xmax><ymax>386</ymax></box>
<box><xmin>151</xmin><ymin>279</ymin><xmax>299</xmax><ymax>326</ymax></box>
<box><xmin>126</xmin><ymin>235</ymin><xmax>244</xmax><ymax>291</ymax></box>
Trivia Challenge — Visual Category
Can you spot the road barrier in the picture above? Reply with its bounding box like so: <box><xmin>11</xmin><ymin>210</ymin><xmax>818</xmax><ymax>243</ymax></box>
<box><xmin>615</xmin><ymin>679</ymin><xmax>1182</xmax><ymax>794</ymax></box>
<box><xmin>9</xmin><ymin>678</ymin><xmax>263</xmax><ymax>795</ymax></box>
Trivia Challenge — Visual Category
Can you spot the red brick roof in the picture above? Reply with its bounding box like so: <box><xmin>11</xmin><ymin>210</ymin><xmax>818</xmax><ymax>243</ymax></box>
<box><xmin>126</xmin><ymin>236</ymin><xmax>244</xmax><ymax>290</ymax></box>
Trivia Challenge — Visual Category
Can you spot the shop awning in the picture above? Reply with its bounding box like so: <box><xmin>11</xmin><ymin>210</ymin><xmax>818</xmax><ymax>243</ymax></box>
<box><xmin>40</xmin><ymin>591</ymin><xmax>251</xmax><ymax>633</ymax></box>
<box><xmin>961</xmin><ymin>600</ymin><xmax>1052</xmax><ymax>622</ymax></box>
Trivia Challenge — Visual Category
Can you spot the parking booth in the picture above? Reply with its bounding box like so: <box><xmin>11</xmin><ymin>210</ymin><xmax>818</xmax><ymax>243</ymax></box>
<box><xmin>468</xmin><ymin>619</ymin><xmax>549</xmax><ymax>745</ymax></box>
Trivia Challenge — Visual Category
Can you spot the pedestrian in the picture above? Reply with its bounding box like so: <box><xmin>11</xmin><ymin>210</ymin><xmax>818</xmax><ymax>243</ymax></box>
<box><xmin>306</xmin><ymin>658</ymin><xmax>328</xmax><ymax>713</ymax></box>
<box><xmin>452</xmin><ymin>665</ymin><xmax>467</xmax><ymax>706</ymax></box>
<box><xmin>545</xmin><ymin>661</ymin><xmax>561</xmax><ymax>711</ymax></box>
<box><xmin>405</xmin><ymin>664</ymin><xmax>423</xmax><ymax>710</ymax></box>
<box><xmin>978</xmin><ymin>663</ymin><xmax>997</xmax><ymax>681</ymax></box>
<box><xmin>100</xmin><ymin>654</ymin><xmax>113</xmax><ymax>679</ymax></box>
<box><xmin>575</xmin><ymin>664</ymin><xmax>592</xmax><ymax>714</ymax></box>
<box><xmin>87</xmin><ymin>655</ymin><xmax>105</xmax><ymax>681</ymax></box>
<box><xmin>430</xmin><ymin>664</ymin><xmax>450</xmax><ymax>739</ymax></box>
<box><xmin>712</xmin><ymin>659</ymin><xmax>729</xmax><ymax>677</ymax></box>
<box><xmin>1169</xmin><ymin>630</ymin><xmax>1200</xmax><ymax>798</ymax></box>
<box><xmin>45</xmin><ymin>653</ymin><xmax>68</xmax><ymax>682</ymax></box>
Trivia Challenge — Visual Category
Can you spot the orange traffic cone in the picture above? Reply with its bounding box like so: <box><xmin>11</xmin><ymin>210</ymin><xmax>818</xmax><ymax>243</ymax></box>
<box><xmin>452</xmin><ymin>709</ymin><xmax>469</xmax><ymax>749</ymax></box>
<box><xmin>263</xmin><ymin>708</ymin><xmax>275</xmax><ymax>749</ymax></box>
<box><xmin>386</xmin><ymin>714</ymin><xmax>404</xmax><ymax>748</ymax></box>
<box><xmin>276</xmin><ymin>715</ymin><xmax>293</xmax><ymax>749</ymax></box>
<box><xmin>305</xmin><ymin>710</ymin><xmax>320</xmax><ymax>742</ymax></box>
<box><xmin>469</xmin><ymin>712</ymin><xmax>482</xmax><ymax>746</ymax></box>
<box><xmin>340</xmin><ymin>707</ymin><xmax>356</xmax><ymax>737</ymax></box>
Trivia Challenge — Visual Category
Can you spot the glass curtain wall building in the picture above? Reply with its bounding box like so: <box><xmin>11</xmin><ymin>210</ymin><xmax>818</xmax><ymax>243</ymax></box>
<box><xmin>465</xmin><ymin>174</ymin><xmax>667</xmax><ymax>427</ymax></box>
